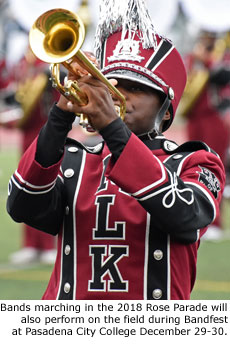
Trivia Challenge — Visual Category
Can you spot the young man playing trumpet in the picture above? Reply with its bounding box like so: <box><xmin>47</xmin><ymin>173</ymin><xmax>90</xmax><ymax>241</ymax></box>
<box><xmin>7</xmin><ymin>0</ymin><xmax>225</xmax><ymax>300</ymax></box>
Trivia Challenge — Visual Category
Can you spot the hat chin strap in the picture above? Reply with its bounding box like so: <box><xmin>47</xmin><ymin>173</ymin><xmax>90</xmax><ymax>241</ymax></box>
<box><xmin>153</xmin><ymin>92</ymin><xmax>172</xmax><ymax>134</ymax></box>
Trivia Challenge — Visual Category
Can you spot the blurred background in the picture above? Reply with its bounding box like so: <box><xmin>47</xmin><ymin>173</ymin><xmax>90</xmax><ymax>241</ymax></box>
<box><xmin>0</xmin><ymin>0</ymin><xmax>230</xmax><ymax>299</ymax></box>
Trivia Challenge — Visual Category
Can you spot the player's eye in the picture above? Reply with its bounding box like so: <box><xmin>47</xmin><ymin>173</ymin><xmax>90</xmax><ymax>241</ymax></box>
<box><xmin>129</xmin><ymin>85</ymin><xmax>143</xmax><ymax>92</ymax></box>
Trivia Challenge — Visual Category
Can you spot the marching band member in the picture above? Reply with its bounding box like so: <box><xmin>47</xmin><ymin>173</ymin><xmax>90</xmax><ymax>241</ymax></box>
<box><xmin>7</xmin><ymin>0</ymin><xmax>225</xmax><ymax>299</ymax></box>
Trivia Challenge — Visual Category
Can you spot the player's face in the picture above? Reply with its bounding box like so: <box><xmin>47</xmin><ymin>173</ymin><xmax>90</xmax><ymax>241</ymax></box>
<box><xmin>114</xmin><ymin>79</ymin><xmax>163</xmax><ymax>135</ymax></box>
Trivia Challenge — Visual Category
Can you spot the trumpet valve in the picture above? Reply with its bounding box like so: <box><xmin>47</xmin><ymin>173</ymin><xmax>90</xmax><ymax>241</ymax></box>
<box><xmin>79</xmin><ymin>113</ymin><xmax>88</xmax><ymax>127</ymax></box>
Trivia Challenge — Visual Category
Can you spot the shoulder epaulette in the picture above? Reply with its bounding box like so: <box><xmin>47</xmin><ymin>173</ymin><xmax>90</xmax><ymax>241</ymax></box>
<box><xmin>163</xmin><ymin>139</ymin><xmax>219</xmax><ymax>157</ymax></box>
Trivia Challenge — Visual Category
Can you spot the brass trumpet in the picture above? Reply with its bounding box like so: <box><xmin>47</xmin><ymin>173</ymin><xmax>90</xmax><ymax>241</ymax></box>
<box><xmin>29</xmin><ymin>8</ymin><xmax>126</xmax><ymax>125</ymax></box>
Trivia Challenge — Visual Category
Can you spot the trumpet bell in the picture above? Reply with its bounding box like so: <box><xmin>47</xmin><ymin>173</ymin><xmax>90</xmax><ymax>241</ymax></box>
<box><xmin>29</xmin><ymin>8</ymin><xmax>85</xmax><ymax>64</ymax></box>
<box><xmin>29</xmin><ymin>8</ymin><xmax>126</xmax><ymax>122</ymax></box>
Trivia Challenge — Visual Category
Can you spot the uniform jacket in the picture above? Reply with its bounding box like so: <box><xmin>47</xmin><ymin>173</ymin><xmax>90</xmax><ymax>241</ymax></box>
<box><xmin>7</xmin><ymin>131</ymin><xmax>225</xmax><ymax>300</ymax></box>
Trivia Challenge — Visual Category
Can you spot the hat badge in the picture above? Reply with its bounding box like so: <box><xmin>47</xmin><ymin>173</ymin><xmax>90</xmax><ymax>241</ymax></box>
<box><xmin>108</xmin><ymin>38</ymin><xmax>145</xmax><ymax>63</ymax></box>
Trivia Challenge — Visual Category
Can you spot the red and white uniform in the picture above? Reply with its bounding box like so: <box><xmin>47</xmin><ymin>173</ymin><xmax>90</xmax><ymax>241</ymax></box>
<box><xmin>7</xmin><ymin>109</ymin><xmax>225</xmax><ymax>300</ymax></box>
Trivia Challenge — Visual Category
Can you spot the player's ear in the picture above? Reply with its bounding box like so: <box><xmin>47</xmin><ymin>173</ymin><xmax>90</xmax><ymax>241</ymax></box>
<box><xmin>163</xmin><ymin>110</ymin><xmax>171</xmax><ymax>121</ymax></box>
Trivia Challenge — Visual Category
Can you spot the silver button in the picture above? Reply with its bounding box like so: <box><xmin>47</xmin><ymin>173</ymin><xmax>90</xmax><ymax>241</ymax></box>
<box><xmin>65</xmin><ymin>206</ymin><xmax>69</xmax><ymax>215</ymax></box>
<box><xmin>153</xmin><ymin>249</ymin><xmax>163</xmax><ymax>261</ymax></box>
<box><xmin>64</xmin><ymin>168</ymin><xmax>74</xmax><ymax>178</ymax></box>
<box><xmin>152</xmin><ymin>289</ymin><xmax>162</xmax><ymax>299</ymax></box>
<box><xmin>164</xmin><ymin>140</ymin><xmax>178</xmax><ymax>151</ymax></box>
<box><xmin>68</xmin><ymin>147</ymin><xmax>78</xmax><ymax>153</ymax></box>
<box><xmin>64</xmin><ymin>245</ymin><xmax>71</xmax><ymax>256</ymax></box>
<box><xmin>8</xmin><ymin>181</ymin><xmax>12</xmax><ymax>196</ymax></box>
<box><xmin>64</xmin><ymin>282</ymin><xmax>71</xmax><ymax>293</ymax></box>
<box><xmin>173</xmin><ymin>154</ymin><xmax>183</xmax><ymax>160</ymax></box>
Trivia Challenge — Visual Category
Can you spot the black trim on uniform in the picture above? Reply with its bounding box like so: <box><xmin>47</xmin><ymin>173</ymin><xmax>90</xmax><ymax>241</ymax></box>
<box><xmin>163</xmin><ymin>140</ymin><xmax>218</xmax><ymax>156</ymax></box>
<box><xmin>147</xmin><ymin>221</ymin><xmax>169</xmax><ymax>300</ymax></box>
<box><xmin>100</xmin><ymin>117</ymin><xmax>132</xmax><ymax>161</ymax></box>
<box><xmin>57</xmin><ymin>142</ymin><xmax>84</xmax><ymax>300</ymax></box>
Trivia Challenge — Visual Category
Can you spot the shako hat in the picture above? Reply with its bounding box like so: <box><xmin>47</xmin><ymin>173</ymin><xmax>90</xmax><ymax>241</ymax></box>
<box><xmin>94</xmin><ymin>0</ymin><xmax>187</xmax><ymax>132</ymax></box>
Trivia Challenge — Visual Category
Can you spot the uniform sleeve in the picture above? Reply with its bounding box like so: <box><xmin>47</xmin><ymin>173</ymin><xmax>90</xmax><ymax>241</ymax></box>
<box><xmin>7</xmin><ymin>104</ymin><xmax>77</xmax><ymax>234</ymax></box>
<box><xmin>105</xmin><ymin>133</ymin><xmax>225</xmax><ymax>237</ymax></box>
<box><xmin>7</xmin><ymin>137</ymin><xmax>66</xmax><ymax>235</ymax></box>
<box><xmin>99</xmin><ymin>117</ymin><xmax>131</xmax><ymax>161</ymax></box>
<box><xmin>36</xmin><ymin>103</ymin><xmax>76</xmax><ymax>167</ymax></box>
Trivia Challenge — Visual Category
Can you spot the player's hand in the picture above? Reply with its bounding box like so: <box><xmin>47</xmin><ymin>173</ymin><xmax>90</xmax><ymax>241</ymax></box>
<box><xmin>65</xmin><ymin>77</ymin><xmax>119</xmax><ymax>131</ymax></box>
<box><xmin>56</xmin><ymin>51</ymin><xmax>99</xmax><ymax>112</ymax></box>
<box><xmin>68</xmin><ymin>51</ymin><xmax>99</xmax><ymax>79</ymax></box>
